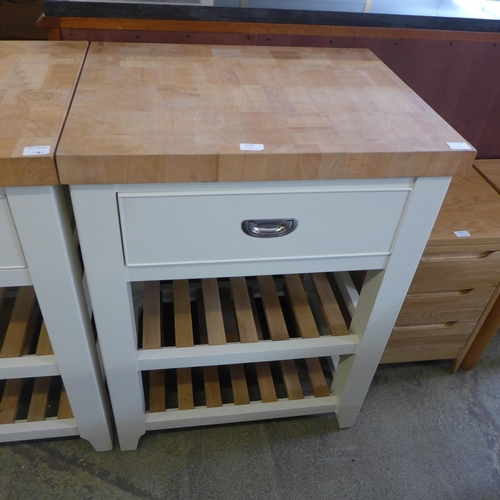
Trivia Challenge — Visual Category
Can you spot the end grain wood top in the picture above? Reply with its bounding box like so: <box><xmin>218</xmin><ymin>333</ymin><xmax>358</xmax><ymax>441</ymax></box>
<box><xmin>56</xmin><ymin>43</ymin><xmax>475</xmax><ymax>185</ymax></box>
<box><xmin>428</xmin><ymin>165</ymin><xmax>500</xmax><ymax>247</ymax></box>
<box><xmin>0</xmin><ymin>41</ymin><xmax>88</xmax><ymax>187</ymax></box>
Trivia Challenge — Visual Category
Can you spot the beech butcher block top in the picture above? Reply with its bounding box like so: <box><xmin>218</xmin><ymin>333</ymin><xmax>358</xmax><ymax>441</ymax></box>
<box><xmin>427</xmin><ymin>166</ymin><xmax>500</xmax><ymax>247</ymax></box>
<box><xmin>0</xmin><ymin>41</ymin><xmax>88</xmax><ymax>187</ymax></box>
<box><xmin>56</xmin><ymin>43</ymin><xmax>476</xmax><ymax>185</ymax></box>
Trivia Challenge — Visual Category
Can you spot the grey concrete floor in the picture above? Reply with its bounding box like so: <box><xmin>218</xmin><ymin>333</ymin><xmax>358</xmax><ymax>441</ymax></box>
<box><xmin>1</xmin><ymin>337</ymin><xmax>500</xmax><ymax>500</ymax></box>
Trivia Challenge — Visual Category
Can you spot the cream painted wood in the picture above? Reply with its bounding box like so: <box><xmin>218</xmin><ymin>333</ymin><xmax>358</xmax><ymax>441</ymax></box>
<box><xmin>71</xmin><ymin>176</ymin><xmax>450</xmax><ymax>448</ymax></box>
<box><xmin>0</xmin><ymin>355</ymin><xmax>59</xmax><ymax>379</ymax></box>
<box><xmin>333</xmin><ymin>177</ymin><xmax>450</xmax><ymax>426</ymax></box>
<box><xmin>118</xmin><ymin>183</ymin><xmax>411</xmax><ymax>268</ymax></box>
<box><xmin>136</xmin><ymin>336</ymin><xmax>359</xmax><ymax>371</ymax></box>
<box><xmin>70</xmin><ymin>185</ymin><xmax>147</xmax><ymax>451</ymax></box>
<box><xmin>0</xmin><ymin>194</ymin><xmax>26</xmax><ymax>270</ymax></box>
<box><xmin>3</xmin><ymin>186</ymin><xmax>113</xmax><ymax>451</ymax></box>
<box><xmin>144</xmin><ymin>397</ymin><xmax>338</xmax><ymax>431</ymax></box>
<box><xmin>0</xmin><ymin>419</ymin><xmax>79</xmax><ymax>443</ymax></box>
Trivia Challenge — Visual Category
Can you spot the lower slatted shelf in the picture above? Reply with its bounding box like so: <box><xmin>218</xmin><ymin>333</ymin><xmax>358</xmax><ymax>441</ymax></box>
<box><xmin>142</xmin><ymin>358</ymin><xmax>336</xmax><ymax>430</ymax></box>
<box><xmin>0</xmin><ymin>376</ymin><xmax>77</xmax><ymax>442</ymax></box>
<box><xmin>0</xmin><ymin>286</ymin><xmax>77</xmax><ymax>442</ymax></box>
<box><xmin>0</xmin><ymin>287</ymin><xmax>59</xmax><ymax>379</ymax></box>
<box><xmin>136</xmin><ymin>273</ymin><xmax>347</xmax><ymax>429</ymax></box>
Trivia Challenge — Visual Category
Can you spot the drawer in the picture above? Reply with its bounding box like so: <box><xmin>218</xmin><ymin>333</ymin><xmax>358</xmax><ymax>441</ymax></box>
<box><xmin>381</xmin><ymin>321</ymin><xmax>474</xmax><ymax>363</ymax></box>
<box><xmin>396</xmin><ymin>286</ymin><xmax>495</xmax><ymax>326</ymax></box>
<box><xmin>0</xmin><ymin>193</ymin><xmax>26</xmax><ymax>270</ymax></box>
<box><xmin>409</xmin><ymin>250</ymin><xmax>500</xmax><ymax>292</ymax></box>
<box><xmin>118</xmin><ymin>183</ymin><xmax>411</xmax><ymax>268</ymax></box>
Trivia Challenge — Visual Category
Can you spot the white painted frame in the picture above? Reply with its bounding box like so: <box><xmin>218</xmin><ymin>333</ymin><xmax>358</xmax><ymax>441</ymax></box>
<box><xmin>70</xmin><ymin>176</ymin><xmax>451</xmax><ymax>450</ymax></box>
<box><xmin>1</xmin><ymin>186</ymin><xmax>113</xmax><ymax>451</ymax></box>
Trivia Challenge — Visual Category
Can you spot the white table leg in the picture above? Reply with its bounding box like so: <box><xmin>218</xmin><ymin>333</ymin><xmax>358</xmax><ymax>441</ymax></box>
<box><xmin>334</xmin><ymin>176</ymin><xmax>451</xmax><ymax>427</ymax></box>
<box><xmin>6</xmin><ymin>186</ymin><xmax>113</xmax><ymax>451</ymax></box>
<box><xmin>70</xmin><ymin>185</ymin><xmax>146</xmax><ymax>451</ymax></box>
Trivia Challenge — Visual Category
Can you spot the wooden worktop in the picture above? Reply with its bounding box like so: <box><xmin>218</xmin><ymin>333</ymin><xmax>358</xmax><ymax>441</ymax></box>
<box><xmin>427</xmin><ymin>166</ymin><xmax>500</xmax><ymax>247</ymax></box>
<box><xmin>56</xmin><ymin>43</ymin><xmax>475</xmax><ymax>185</ymax></box>
<box><xmin>0</xmin><ymin>41</ymin><xmax>88</xmax><ymax>187</ymax></box>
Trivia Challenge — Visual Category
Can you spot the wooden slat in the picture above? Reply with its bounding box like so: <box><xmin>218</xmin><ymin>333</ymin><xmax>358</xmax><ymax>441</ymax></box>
<box><xmin>305</xmin><ymin>359</ymin><xmax>331</xmax><ymax>398</ymax></box>
<box><xmin>149</xmin><ymin>371</ymin><xmax>166</xmax><ymax>412</ymax></box>
<box><xmin>230</xmin><ymin>365</ymin><xmax>250</xmax><ymax>405</ymax></box>
<box><xmin>204</xmin><ymin>366</ymin><xmax>223</xmax><ymax>408</ymax></box>
<box><xmin>36</xmin><ymin>322</ymin><xmax>54</xmax><ymax>356</ymax></box>
<box><xmin>284</xmin><ymin>274</ymin><xmax>320</xmax><ymax>338</ymax></box>
<box><xmin>196</xmin><ymin>289</ymin><xmax>222</xmax><ymax>408</ymax></box>
<box><xmin>257</xmin><ymin>277</ymin><xmax>303</xmax><ymax>399</ymax></box>
<box><xmin>248</xmin><ymin>286</ymin><xmax>278</xmax><ymax>403</ymax></box>
<box><xmin>280</xmin><ymin>360</ymin><xmax>304</xmax><ymax>400</ymax></box>
<box><xmin>143</xmin><ymin>282</ymin><xmax>166</xmax><ymax>412</ymax></box>
<box><xmin>1</xmin><ymin>287</ymin><xmax>37</xmax><ymax>358</ymax></box>
<box><xmin>142</xmin><ymin>281</ymin><xmax>162</xmax><ymax>349</ymax></box>
<box><xmin>255</xmin><ymin>363</ymin><xmax>277</xmax><ymax>403</ymax></box>
<box><xmin>27</xmin><ymin>377</ymin><xmax>51</xmax><ymax>422</ymax></box>
<box><xmin>57</xmin><ymin>386</ymin><xmax>74</xmax><ymax>419</ymax></box>
<box><xmin>173</xmin><ymin>281</ymin><xmax>194</xmax><ymax>410</ymax></box>
<box><xmin>285</xmin><ymin>275</ymin><xmax>331</xmax><ymax>396</ymax></box>
<box><xmin>220</xmin><ymin>287</ymin><xmax>250</xmax><ymax>405</ymax></box>
<box><xmin>0</xmin><ymin>379</ymin><xmax>23</xmax><ymax>424</ymax></box>
<box><xmin>257</xmin><ymin>276</ymin><xmax>289</xmax><ymax>341</ymax></box>
<box><xmin>220</xmin><ymin>288</ymin><xmax>239</xmax><ymax>343</ymax></box>
<box><xmin>230</xmin><ymin>277</ymin><xmax>260</xmax><ymax>343</ymax></box>
<box><xmin>0</xmin><ymin>288</ymin><xmax>5</xmax><ymax>310</ymax></box>
<box><xmin>177</xmin><ymin>368</ymin><xmax>194</xmax><ymax>410</ymax></box>
<box><xmin>202</xmin><ymin>279</ymin><xmax>226</xmax><ymax>346</ymax></box>
<box><xmin>311</xmin><ymin>273</ymin><xmax>350</xmax><ymax>336</ymax></box>
<box><xmin>173</xmin><ymin>280</ymin><xmax>193</xmax><ymax>348</ymax></box>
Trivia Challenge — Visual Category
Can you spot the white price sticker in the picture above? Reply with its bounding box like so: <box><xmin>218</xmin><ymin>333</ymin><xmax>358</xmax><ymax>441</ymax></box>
<box><xmin>240</xmin><ymin>143</ymin><xmax>264</xmax><ymax>151</ymax></box>
<box><xmin>23</xmin><ymin>145</ymin><xmax>50</xmax><ymax>156</ymax></box>
<box><xmin>454</xmin><ymin>230</ymin><xmax>471</xmax><ymax>238</ymax></box>
<box><xmin>447</xmin><ymin>142</ymin><xmax>472</xmax><ymax>150</ymax></box>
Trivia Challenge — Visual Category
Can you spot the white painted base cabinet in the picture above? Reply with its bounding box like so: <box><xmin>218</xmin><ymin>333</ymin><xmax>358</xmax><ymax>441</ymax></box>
<box><xmin>71</xmin><ymin>177</ymin><xmax>450</xmax><ymax>450</ymax></box>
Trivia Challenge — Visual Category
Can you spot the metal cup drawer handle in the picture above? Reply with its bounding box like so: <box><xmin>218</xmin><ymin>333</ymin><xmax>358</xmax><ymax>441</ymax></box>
<box><xmin>241</xmin><ymin>218</ymin><xmax>298</xmax><ymax>238</ymax></box>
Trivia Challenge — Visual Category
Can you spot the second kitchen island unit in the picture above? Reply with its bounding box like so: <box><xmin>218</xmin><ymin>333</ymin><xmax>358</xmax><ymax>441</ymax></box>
<box><xmin>56</xmin><ymin>43</ymin><xmax>475</xmax><ymax>450</ymax></box>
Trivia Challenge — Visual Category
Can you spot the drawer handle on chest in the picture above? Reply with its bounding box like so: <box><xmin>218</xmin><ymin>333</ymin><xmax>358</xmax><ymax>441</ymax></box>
<box><xmin>242</xmin><ymin>218</ymin><xmax>298</xmax><ymax>238</ymax></box>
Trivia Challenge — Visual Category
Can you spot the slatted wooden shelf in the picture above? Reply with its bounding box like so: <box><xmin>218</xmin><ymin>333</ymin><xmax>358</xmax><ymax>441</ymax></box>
<box><xmin>142</xmin><ymin>358</ymin><xmax>337</xmax><ymax>430</ymax></box>
<box><xmin>137</xmin><ymin>273</ymin><xmax>357</xmax><ymax>373</ymax></box>
<box><xmin>0</xmin><ymin>287</ymin><xmax>59</xmax><ymax>379</ymax></box>
<box><xmin>0</xmin><ymin>286</ymin><xmax>77</xmax><ymax>442</ymax></box>
<box><xmin>0</xmin><ymin>375</ymin><xmax>77</xmax><ymax>442</ymax></box>
<box><xmin>135</xmin><ymin>273</ymin><xmax>352</xmax><ymax>429</ymax></box>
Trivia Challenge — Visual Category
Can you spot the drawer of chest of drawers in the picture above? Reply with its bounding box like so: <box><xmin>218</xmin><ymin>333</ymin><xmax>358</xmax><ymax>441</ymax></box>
<box><xmin>408</xmin><ymin>248</ymin><xmax>500</xmax><ymax>292</ymax></box>
<box><xmin>381</xmin><ymin>321</ymin><xmax>475</xmax><ymax>363</ymax></box>
<box><xmin>395</xmin><ymin>285</ymin><xmax>496</xmax><ymax>326</ymax></box>
<box><xmin>0</xmin><ymin>192</ymin><xmax>26</xmax><ymax>270</ymax></box>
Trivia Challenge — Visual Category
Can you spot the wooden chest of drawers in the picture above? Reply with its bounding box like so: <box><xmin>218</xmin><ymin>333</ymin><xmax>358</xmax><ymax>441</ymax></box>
<box><xmin>381</xmin><ymin>166</ymin><xmax>500</xmax><ymax>366</ymax></box>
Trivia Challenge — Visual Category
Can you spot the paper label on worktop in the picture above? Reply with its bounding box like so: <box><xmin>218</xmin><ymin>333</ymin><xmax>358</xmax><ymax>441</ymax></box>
<box><xmin>240</xmin><ymin>144</ymin><xmax>264</xmax><ymax>151</ymax></box>
<box><xmin>447</xmin><ymin>142</ymin><xmax>473</xmax><ymax>150</ymax></box>
<box><xmin>454</xmin><ymin>230</ymin><xmax>471</xmax><ymax>237</ymax></box>
<box><xmin>23</xmin><ymin>145</ymin><xmax>50</xmax><ymax>156</ymax></box>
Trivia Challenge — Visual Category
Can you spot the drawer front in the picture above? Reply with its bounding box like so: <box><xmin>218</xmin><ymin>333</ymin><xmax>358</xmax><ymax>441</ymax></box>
<box><xmin>118</xmin><ymin>185</ymin><xmax>411</xmax><ymax>268</ymax></box>
<box><xmin>381</xmin><ymin>321</ymin><xmax>474</xmax><ymax>363</ymax></box>
<box><xmin>409</xmin><ymin>250</ymin><xmax>500</xmax><ymax>292</ymax></box>
<box><xmin>396</xmin><ymin>286</ymin><xmax>495</xmax><ymax>326</ymax></box>
<box><xmin>0</xmin><ymin>194</ymin><xmax>26</xmax><ymax>270</ymax></box>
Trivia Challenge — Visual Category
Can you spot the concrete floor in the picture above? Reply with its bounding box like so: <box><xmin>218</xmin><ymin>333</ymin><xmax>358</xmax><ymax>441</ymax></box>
<box><xmin>1</xmin><ymin>337</ymin><xmax>499</xmax><ymax>500</ymax></box>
